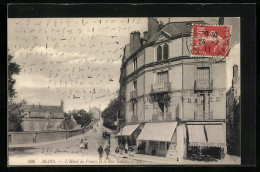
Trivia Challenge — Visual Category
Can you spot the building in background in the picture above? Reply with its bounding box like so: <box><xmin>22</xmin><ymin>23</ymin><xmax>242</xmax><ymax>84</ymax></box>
<box><xmin>21</xmin><ymin>100</ymin><xmax>65</xmax><ymax>131</ymax></box>
<box><xmin>226</xmin><ymin>65</ymin><xmax>241</xmax><ymax>156</ymax></box>
<box><xmin>118</xmin><ymin>17</ymin><xmax>227</xmax><ymax>160</ymax></box>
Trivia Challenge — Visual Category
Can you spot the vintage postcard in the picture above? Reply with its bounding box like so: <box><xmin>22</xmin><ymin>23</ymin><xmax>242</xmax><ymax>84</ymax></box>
<box><xmin>7</xmin><ymin>16</ymin><xmax>241</xmax><ymax>166</ymax></box>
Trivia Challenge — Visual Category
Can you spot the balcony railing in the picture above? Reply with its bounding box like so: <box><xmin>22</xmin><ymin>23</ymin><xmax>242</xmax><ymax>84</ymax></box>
<box><xmin>151</xmin><ymin>82</ymin><xmax>171</xmax><ymax>93</ymax></box>
<box><xmin>194</xmin><ymin>79</ymin><xmax>213</xmax><ymax>91</ymax></box>
<box><xmin>130</xmin><ymin>90</ymin><xmax>137</xmax><ymax>100</ymax></box>
<box><xmin>194</xmin><ymin>111</ymin><xmax>213</xmax><ymax>120</ymax></box>
<box><xmin>152</xmin><ymin>112</ymin><xmax>172</xmax><ymax>122</ymax></box>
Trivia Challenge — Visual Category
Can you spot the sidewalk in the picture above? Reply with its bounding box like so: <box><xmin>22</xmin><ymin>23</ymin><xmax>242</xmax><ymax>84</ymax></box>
<box><xmin>107</xmin><ymin>132</ymin><xmax>240</xmax><ymax>165</ymax></box>
<box><xmin>9</xmin><ymin>132</ymin><xmax>88</xmax><ymax>148</ymax></box>
<box><xmin>107</xmin><ymin>133</ymin><xmax>178</xmax><ymax>164</ymax></box>
<box><xmin>9</xmin><ymin>120</ymin><xmax>99</xmax><ymax>149</ymax></box>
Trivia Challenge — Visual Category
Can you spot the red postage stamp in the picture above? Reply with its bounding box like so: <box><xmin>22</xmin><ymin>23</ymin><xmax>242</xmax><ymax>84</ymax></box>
<box><xmin>191</xmin><ymin>24</ymin><xmax>231</xmax><ymax>58</ymax></box>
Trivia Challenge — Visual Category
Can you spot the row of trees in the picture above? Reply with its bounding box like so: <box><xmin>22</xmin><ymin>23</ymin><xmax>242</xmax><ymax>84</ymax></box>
<box><xmin>60</xmin><ymin>108</ymin><xmax>100</xmax><ymax>130</ymax></box>
<box><xmin>8</xmin><ymin>54</ymin><xmax>27</xmax><ymax>132</ymax></box>
<box><xmin>101</xmin><ymin>97</ymin><xmax>124</xmax><ymax>130</ymax></box>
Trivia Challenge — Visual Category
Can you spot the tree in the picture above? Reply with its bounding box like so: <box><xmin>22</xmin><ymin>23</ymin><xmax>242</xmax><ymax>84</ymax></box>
<box><xmin>8</xmin><ymin>54</ymin><xmax>25</xmax><ymax>132</ymax></box>
<box><xmin>8</xmin><ymin>54</ymin><xmax>21</xmax><ymax>101</ymax></box>
<box><xmin>67</xmin><ymin>109</ymin><xmax>93</xmax><ymax>128</ymax></box>
<box><xmin>89</xmin><ymin>106</ymin><xmax>101</xmax><ymax>119</ymax></box>
<box><xmin>60</xmin><ymin>115</ymin><xmax>76</xmax><ymax>130</ymax></box>
<box><xmin>102</xmin><ymin>97</ymin><xmax>124</xmax><ymax>130</ymax></box>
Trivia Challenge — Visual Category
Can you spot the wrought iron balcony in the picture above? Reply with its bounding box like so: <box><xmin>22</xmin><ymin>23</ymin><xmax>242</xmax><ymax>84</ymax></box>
<box><xmin>194</xmin><ymin>79</ymin><xmax>213</xmax><ymax>92</ymax></box>
<box><xmin>194</xmin><ymin>111</ymin><xmax>213</xmax><ymax>120</ymax></box>
<box><xmin>151</xmin><ymin>82</ymin><xmax>171</xmax><ymax>94</ymax></box>
<box><xmin>130</xmin><ymin>90</ymin><xmax>137</xmax><ymax>100</ymax></box>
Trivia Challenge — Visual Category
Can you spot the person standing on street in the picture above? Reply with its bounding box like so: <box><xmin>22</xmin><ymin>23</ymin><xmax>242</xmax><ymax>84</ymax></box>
<box><xmin>84</xmin><ymin>138</ymin><xmax>88</xmax><ymax>149</ymax></box>
<box><xmin>80</xmin><ymin>139</ymin><xmax>85</xmax><ymax>150</ymax></box>
<box><xmin>98</xmin><ymin>145</ymin><xmax>103</xmax><ymax>160</ymax></box>
<box><xmin>105</xmin><ymin>146</ymin><xmax>110</xmax><ymax>159</ymax></box>
<box><xmin>115</xmin><ymin>146</ymin><xmax>120</xmax><ymax>159</ymax></box>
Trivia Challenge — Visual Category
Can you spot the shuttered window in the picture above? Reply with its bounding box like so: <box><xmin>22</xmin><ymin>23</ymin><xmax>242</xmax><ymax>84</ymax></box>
<box><xmin>163</xmin><ymin>44</ymin><xmax>169</xmax><ymax>59</ymax></box>
<box><xmin>157</xmin><ymin>44</ymin><xmax>169</xmax><ymax>61</ymax></box>
<box><xmin>133</xmin><ymin>81</ymin><xmax>137</xmax><ymax>90</ymax></box>
<box><xmin>197</xmin><ymin>67</ymin><xmax>210</xmax><ymax>82</ymax></box>
<box><xmin>157</xmin><ymin>46</ymin><xmax>162</xmax><ymax>61</ymax></box>
<box><xmin>157</xmin><ymin>71</ymin><xmax>169</xmax><ymax>83</ymax></box>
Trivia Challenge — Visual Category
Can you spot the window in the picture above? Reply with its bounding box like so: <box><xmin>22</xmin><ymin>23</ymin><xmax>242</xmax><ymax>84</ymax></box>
<box><xmin>133</xmin><ymin>80</ymin><xmax>137</xmax><ymax>90</ymax></box>
<box><xmin>197</xmin><ymin>67</ymin><xmax>210</xmax><ymax>82</ymax></box>
<box><xmin>159</xmin><ymin>142</ymin><xmax>165</xmax><ymax>150</ymax></box>
<box><xmin>133</xmin><ymin>102</ymin><xmax>137</xmax><ymax>116</ymax></box>
<box><xmin>196</xmin><ymin>67</ymin><xmax>210</xmax><ymax>89</ymax></box>
<box><xmin>133</xmin><ymin>58</ymin><xmax>137</xmax><ymax>71</ymax></box>
<box><xmin>157</xmin><ymin>44</ymin><xmax>169</xmax><ymax>61</ymax></box>
<box><xmin>157</xmin><ymin>71</ymin><xmax>168</xmax><ymax>83</ymax></box>
<box><xmin>157</xmin><ymin>46</ymin><xmax>162</xmax><ymax>61</ymax></box>
<box><xmin>163</xmin><ymin>44</ymin><xmax>169</xmax><ymax>59</ymax></box>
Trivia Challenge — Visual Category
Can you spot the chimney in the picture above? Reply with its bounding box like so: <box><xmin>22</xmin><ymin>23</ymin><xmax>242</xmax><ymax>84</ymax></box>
<box><xmin>130</xmin><ymin>31</ymin><xmax>141</xmax><ymax>54</ymax></box>
<box><xmin>232</xmin><ymin>65</ymin><xmax>238</xmax><ymax>87</ymax></box>
<box><xmin>61</xmin><ymin>100</ymin><xmax>64</xmax><ymax>112</ymax></box>
<box><xmin>39</xmin><ymin>103</ymin><xmax>41</xmax><ymax>109</ymax></box>
<box><xmin>219</xmin><ymin>17</ymin><xmax>224</xmax><ymax>25</ymax></box>
<box><xmin>33</xmin><ymin>104</ymin><xmax>34</xmax><ymax>108</ymax></box>
<box><xmin>143</xmin><ymin>31</ymin><xmax>148</xmax><ymax>40</ymax></box>
<box><xmin>233</xmin><ymin>65</ymin><xmax>238</xmax><ymax>79</ymax></box>
<box><xmin>158</xmin><ymin>21</ymin><xmax>164</xmax><ymax>31</ymax></box>
<box><xmin>148</xmin><ymin>17</ymin><xmax>159</xmax><ymax>40</ymax></box>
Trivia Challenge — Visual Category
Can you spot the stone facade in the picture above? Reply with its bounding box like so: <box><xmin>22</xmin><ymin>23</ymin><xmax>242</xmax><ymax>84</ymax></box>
<box><xmin>120</xmin><ymin>18</ymin><xmax>227</xmax><ymax>159</ymax></box>
<box><xmin>21</xmin><ymin>100</ymin><xmax>65</xmax><ymax>131</ymax></box>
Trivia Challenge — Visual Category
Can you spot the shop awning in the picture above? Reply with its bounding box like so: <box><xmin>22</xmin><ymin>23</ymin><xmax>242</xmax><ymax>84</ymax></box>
<box><xmin>187</xmin><ymin>124</ymin><xmax>226</xmax><ymax>147</ymax></box>
<box><xmin>187</xmin><ymin>125</ymin><xmax>207</xmax><ymax>146</ymax></box>
<box><xmin>137</xmin><ymin>122</ymin><xmax>177</xmax><ymax>142</ymax></box>
<box><xmin>205</xmin><ymin>125</ymin><xmax>225</xmax><ymax>146</ymax></box>
<box><xmin>116</xmin><ymin>124</ymin><xmax>140</xmax><ymax>136</ymax></box>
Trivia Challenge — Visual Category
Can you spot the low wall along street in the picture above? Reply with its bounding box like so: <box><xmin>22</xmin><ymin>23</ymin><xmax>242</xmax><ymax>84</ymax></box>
<box><xmin>8</xmin><ymin>119</ymin><xmax>99</xmax><ymax>144</ymax></box>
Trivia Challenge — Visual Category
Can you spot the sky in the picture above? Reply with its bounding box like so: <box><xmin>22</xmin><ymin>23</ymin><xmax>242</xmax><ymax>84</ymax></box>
<box><xmin>8</xmin><ymin>17</ymin><xmax>240</xmax><ymax>111</ymax></box>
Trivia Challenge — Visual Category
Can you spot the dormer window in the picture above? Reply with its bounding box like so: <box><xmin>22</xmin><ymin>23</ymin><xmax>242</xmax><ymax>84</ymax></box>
<box><xmin>157</xmin><ymin>44</ymin><xmax>169</xmax><ymax>61</ymax></box>
<box><xmin>163</xmin><ymin>44</ymin><xmax>169</xmax><ymax>59</ymax></box>
<box><xmin>157</xmin><ymin>46</ymin><xmax>162</xmax><ymax>61</ymax></box>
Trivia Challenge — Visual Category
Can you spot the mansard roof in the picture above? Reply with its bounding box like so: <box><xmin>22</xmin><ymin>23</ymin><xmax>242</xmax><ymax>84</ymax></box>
<box><xmin>148</xmin><ymin>21</ymin><xmax>206</xmax><ymax>43</ymax></box>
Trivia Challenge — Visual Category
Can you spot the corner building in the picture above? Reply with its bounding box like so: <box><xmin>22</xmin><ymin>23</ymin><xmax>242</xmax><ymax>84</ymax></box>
<box><xmin>120</xmin><ymin>18</ymin><xmax>227</xmax><ymax>160</ymax></box>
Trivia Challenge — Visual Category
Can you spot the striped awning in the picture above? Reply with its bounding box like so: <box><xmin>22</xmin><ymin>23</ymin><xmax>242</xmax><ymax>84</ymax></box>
<box><xmin>205</xmin><ymin>125</ymin><xmax>226</xmax><ymax>147</ymax></box>
<box><xmin>187</xmin><ymin>125</ymin><xmax>207</xmax><ymax>146</ymax></box>
<box><xmin>116</xmin><ymin>124</ymin><xmax>140</xmax><ymax>136</ymax></box>
<box><xmin>137</xmin><ymin>122</ymin><xmax>177</xmax><ymax>142</ymax></box>
<box><xmin>187</xmin><ymin>124</ymin><xmax>226</xmax><ymax>147</ymax></box>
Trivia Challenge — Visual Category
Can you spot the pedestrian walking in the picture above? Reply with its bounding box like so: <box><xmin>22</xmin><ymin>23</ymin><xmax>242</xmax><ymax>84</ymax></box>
<box><xmin>129</xmin><ymin>146</ymin><xmax>135</xmax><ymax>157</ymax></box>
<box><xmin>125</xmin><ymin>142</ymin><xmax>129</xmax><ymax>153</ymax></box>
<box><xmin>84</xmin><ymin>138</ymin><xmax>88</xmax><ymax>149</ymax></box>
<box><xmin>80</xmin><ymin>139</ymin><xmax>85</xmax><ymax>150</ymax></box>
<box><xmin>105</xmin><ymin>146</ymin><xmax>110</xmax><ymax>159</ymax></box>
<box><xmin>97</xmin><ymin>145</ymin><xmax>103</xmax><ymax>160</ymax></box>
<box><xmin>115</xmin><ymin>146</ymin><xmax>120</xmax><ymax>159</ymax></box>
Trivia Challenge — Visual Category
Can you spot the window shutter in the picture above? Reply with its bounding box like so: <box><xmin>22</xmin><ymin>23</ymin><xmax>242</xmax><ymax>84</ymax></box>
<box><xmin>163</xmin><ymin>44</ymin><xmax>169</xmax><ymax>59</ymax></box>
<box><xmin>157</xmin><ymin>46</ymin><xmax>162</xmax><ymax>61</ymax></box>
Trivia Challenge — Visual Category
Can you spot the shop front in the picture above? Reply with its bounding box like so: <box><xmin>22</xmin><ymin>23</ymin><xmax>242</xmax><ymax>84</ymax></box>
<box><xmin>136</xmin><ymin>122</ymin><xmax>178</xmax><ymax>157</ymax></box>
<box><xmin>186</xmin><ymin>123</ymin><xmax>226</xmax><ymax>161</ymax></box>
<box><xmin>116</xmin><ymin>124</ymin><xmax>143</xmax><ymax>146</ymax></box>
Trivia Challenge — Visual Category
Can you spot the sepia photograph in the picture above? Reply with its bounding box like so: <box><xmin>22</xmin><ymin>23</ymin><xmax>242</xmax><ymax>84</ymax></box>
<box><xmin>7</xmin><ymin>11</ymin><xmax>242</xmax><ymax>166</ymax></box>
